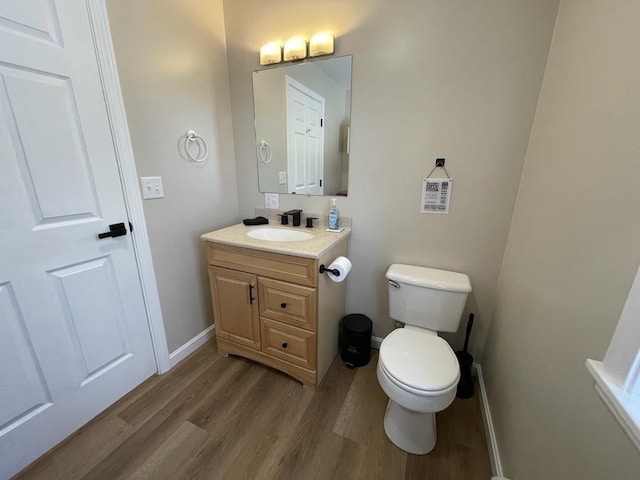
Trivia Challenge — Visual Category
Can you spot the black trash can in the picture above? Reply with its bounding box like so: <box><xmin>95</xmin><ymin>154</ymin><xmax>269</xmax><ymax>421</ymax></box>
<box><xmin>339</xmin><ymin>314</ymin><xmax>372</xmax><ymax>368</ymax></box>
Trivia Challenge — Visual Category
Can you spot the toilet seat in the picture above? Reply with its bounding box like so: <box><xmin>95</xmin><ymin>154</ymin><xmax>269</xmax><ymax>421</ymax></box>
<box><xmin>379</xmin><ymin>328</ymin><xmax>460</xmax><ymax>395</ymax></box>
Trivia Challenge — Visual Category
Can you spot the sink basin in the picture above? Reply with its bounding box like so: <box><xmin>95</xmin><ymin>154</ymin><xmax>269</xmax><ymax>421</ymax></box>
<box><xmin>247</xmin><ymin>227</ymin><xmax>314</xmax><ymax>242</ymax></box>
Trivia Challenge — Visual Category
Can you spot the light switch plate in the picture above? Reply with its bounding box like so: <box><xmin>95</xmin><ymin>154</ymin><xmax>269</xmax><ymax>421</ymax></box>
<box><xmin>279</xmin><ymin>171</ymin><xmax>287</xmax><ymax>185</ymax></box>
<box><xmin>264</xmin><ymin>193</ymin><xmax>279</xmax><ymax>209</ymax></box>
<box><xmin>140</xmin><ymin>176</ymin><xmax>164</xmax><ymax>199</ymax></box>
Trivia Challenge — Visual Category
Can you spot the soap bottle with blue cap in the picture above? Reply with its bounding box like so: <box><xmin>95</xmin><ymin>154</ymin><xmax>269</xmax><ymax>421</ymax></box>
<box><xmin>328</xmin><ymin>198</ymin><xmax>340</xmax><ymax>230</ymax></box>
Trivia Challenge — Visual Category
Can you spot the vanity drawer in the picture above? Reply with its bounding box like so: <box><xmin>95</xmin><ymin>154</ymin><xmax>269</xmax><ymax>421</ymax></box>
<box><xmin>207</xmin><ymin>242</ymin><xmax>317</xmax><ymax>287</ymax></box>
<box><xmin>261</xmin><ymin>318</ymin><xmax>316</xmax><ymax>370</ymax></box>
<box><xmin>258</xmin><ymin>277</ymin><xmax>317</xmax><ymax>331</ymax></box>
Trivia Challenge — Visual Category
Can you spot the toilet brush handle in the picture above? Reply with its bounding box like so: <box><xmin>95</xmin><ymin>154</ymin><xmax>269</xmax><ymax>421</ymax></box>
<box><xmin>463</xmin><ymin>313</ymin><xmax>474</xmax><ymax>354</ymax></box>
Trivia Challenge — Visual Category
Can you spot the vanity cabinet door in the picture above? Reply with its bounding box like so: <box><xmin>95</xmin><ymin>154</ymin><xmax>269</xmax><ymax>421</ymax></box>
<box><xmin>209</xmin><ymin>266</ymin><xmax>260</xmax><ymax>350</ymax></box>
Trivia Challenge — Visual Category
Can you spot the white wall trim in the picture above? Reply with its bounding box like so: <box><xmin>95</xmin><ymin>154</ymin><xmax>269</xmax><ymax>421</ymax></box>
<box><xmin>87</xmin><ymin>0</ymin><xmax>170</xmax><ymax>373</ymax></box>
<box><xmin>372</xmin><ymin>335</ymin><xmax>383</xmax><ymax>349</ymax></box>
<box><xmin>602</xmin><ymin>263</ymin><xmax>640</xmax><ymax>395</ymax></box>
<box><xmin>473</xmin><ymin>362</ymin><xmax>503</xmax><ymax>477</ymax></box>
<box><xmin>586</xmin><ymin>264</ymin><xmax>640</xmax><ymax>453</ymax></box>
<box><xmin>586</xmin><ymin>359</ymin><xmax>640</xmax><ymax>452</ymax></box>
<box><xmin>170</xmin><ymin>325</ymin><xmax>216</xmax><ymax>368</ymax></box>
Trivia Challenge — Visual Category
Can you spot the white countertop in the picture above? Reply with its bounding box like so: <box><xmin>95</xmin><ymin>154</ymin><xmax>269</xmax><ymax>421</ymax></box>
<box><xmin>201</xmin><ymin>223</ymin><xmax>351</xmax><ymax>259</ymax></box>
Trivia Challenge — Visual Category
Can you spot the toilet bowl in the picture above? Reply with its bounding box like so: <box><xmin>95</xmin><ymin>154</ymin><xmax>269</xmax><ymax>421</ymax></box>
<box><xmin>377</xmin><ymin>327</ymin><xmax>459</xmax><ymax>454</ymax></box>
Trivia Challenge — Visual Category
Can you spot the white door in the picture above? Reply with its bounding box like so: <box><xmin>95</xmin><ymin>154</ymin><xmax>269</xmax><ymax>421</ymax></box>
<box><xmin>286</xmin><ymin>76</ymin><xmax>325</xmax><ymax>195</ymax></box>
<box><xmin>0</xmin><ymin>1</ymin><xmax>156</xmax><ymax>477</ymax></box>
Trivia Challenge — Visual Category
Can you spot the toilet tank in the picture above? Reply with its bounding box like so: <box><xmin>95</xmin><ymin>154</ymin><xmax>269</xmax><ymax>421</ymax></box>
<box><xmin>386</xmin><ymin>264</ymin><xmax>471</xmax><ymax>332</ymax></box>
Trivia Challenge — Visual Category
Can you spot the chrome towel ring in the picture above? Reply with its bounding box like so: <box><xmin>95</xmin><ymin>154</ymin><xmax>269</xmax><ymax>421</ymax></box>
<box><xmin>185</xmin><ymin>129</ymin><xmax>209</xmax><ymax>162</ymax></box>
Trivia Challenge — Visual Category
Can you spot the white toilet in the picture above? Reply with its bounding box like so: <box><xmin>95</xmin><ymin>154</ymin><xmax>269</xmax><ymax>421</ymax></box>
<box><xmin>377</xmin><ymin>264</ymin><xmax>472</xmax><ymax>455</ymax></box>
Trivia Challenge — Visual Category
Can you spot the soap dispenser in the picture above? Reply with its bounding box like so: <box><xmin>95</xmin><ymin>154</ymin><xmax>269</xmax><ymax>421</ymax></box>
<box><xmin>328</xmin><ymin>198</ymin><xmax>340</xmax><ymax>230</ymax></box>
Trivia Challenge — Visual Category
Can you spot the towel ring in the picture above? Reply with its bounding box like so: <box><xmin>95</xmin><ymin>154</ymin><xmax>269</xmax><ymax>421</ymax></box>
<box><xmin>185</xmin><ymin>130</ymin><xmax>209</xmax><ymax>162</ymax></box>
<box><xmin>257</xmin><ymin>140</ymin><xmax>272</xmax><ymax>164</ymax></box>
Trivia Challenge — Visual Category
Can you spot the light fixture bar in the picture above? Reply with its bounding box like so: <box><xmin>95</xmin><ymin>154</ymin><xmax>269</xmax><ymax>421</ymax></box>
<box><xmin>260</xmin><ymin>33</ymin><xmax>335</xmax><ymax>65</ymax></box>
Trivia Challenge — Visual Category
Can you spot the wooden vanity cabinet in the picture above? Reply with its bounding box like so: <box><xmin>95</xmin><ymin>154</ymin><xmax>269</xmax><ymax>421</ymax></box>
<box><xmin>206</xmin><ymin>241</ymin><xmax>347</xmax><ymax>387</ymax></box>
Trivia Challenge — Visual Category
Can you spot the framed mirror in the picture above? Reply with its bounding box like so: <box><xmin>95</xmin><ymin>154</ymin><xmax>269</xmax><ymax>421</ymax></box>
<box><xmin>253</xmin><ymin>55</ymin><xmax>352</xmax><ymax>196</ymax></box>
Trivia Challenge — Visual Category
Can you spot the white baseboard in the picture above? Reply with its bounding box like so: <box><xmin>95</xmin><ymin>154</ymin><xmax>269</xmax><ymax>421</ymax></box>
<box><xmin>169</xmin><ymin>324</ymin><xmax>216</xmax><ymax>368</ymax></box>
<box><xmin>473</xmin><ymin>362</ymin><xmax>503</xmax><ymax>477</ymax></box>
<box><xmin>372</xmin><ymin>335</ymin><xmax>383</xmax><ymax>349</ymax></box>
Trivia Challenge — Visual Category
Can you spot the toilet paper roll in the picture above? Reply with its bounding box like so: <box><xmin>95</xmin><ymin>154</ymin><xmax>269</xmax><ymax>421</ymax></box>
<box><xmin>327</xmin><ymin>256</ymin><xmax>352</xmax><ymax>283</ymax></box>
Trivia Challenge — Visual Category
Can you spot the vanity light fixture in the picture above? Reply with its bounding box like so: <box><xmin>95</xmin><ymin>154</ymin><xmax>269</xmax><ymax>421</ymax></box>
<box><xmin>259</xmin><ymin>41</ymin><xmax>282</xmax><ymax>65</ymax></box>
<box><xmin>260</xmin><ymin>33</ymin><xmax>335</xmax><ymax>65</ymax></box>
<box><xmin>309</xmin><ymin>33</ymin><xmax>334</xmax><ymax>57</ymax></box>
<box><xmin>283</xmin><ymin>37</ymin><xmax>307</xmax><ymax>61</ymax></box>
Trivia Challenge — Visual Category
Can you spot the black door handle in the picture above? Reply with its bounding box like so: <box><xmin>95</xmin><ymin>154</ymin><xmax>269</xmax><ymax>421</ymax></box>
<box><xmin>249</xmin><ymin>284</ymin><xmax>255</xmax><ymax>305</ymax></box>
<box><xmin>98</xmin><ymin>223</ymin><xmax>127</xmax><ymax>239</ymax></box>
<box><xmin>281</xmin><ymin>303</ymin><xmax>287</xmax><ymax>309</ymax></box>
<box><xmin>282</xmin><ymin>342</ymin><xmax>288</xmax><ymax>349</ymax></box>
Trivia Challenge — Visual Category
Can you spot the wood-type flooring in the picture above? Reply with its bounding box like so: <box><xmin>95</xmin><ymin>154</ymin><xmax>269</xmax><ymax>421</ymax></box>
<box><xmin>16</xmin><ymin>340</ymin><xmax>492</xmax><ymax>480</ymax></box>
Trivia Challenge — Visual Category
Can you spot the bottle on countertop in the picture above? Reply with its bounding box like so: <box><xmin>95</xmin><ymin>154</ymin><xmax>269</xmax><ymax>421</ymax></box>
<box><xmin>328</xmin><ymin>198</ymin><xmax>340</xmax><ymax>230</ymax></box>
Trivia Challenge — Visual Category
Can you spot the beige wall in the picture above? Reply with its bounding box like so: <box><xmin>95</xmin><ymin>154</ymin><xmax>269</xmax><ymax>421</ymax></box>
<box><xmin>223</xmin><ymin>0</ymin><xmax>559</xmax><ymax>357</ymax></box>
<box><xmin>483</xmin><ymin>0</ymin><xmax>640</xmax><ymax>478</ymax></box>
<box><xmin>106</xmin><ymin>0</ymin><xmax>239</xmax><ymax>352</ymax></box>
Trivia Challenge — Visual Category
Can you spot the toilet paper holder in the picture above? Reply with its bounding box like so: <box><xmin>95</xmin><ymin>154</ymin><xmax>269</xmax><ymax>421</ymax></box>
<box><xmin>320</xmin><ymin>256</ymin><xmax>352</xmax><ymax>283</ymax></box>
<box><xmin>319</xmin><ymin>264</ymin><xmax>340</xmax><ymax>277</ymax></box>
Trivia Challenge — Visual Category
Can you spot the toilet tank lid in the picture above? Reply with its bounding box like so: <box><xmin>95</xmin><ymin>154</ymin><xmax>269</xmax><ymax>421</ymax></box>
<box><xmin>386</xmin><ymin>264</ymin><xmax>472</xmax><ymax>292</ymax></box>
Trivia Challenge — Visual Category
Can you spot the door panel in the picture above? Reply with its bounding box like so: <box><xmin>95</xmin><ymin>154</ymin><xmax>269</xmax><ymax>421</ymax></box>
<box><xmin>50</xmin><ymin>257</ymin><xmax>131</xmax><ymax>381</ymax></box>
<box><xmin>1</xmin><ymin>66</ymin><xmax>101</xmax><ymax>224</ymax></box>
<box><xmin>0</xmin><ymin>0</ymin><xmax>63</xmax><ymax>45</ymax></box>
<box><xmin>0</xmin><ymin>283</ymin><xmax>53</xmax><ymax>433</ymax></box>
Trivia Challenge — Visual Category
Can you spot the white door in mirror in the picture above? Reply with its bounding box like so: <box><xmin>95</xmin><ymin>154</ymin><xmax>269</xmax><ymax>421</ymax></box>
<box><xmin>286</xmin><ymin>76</ymin><xmax>324</xmax><ymax>195</ymax></box>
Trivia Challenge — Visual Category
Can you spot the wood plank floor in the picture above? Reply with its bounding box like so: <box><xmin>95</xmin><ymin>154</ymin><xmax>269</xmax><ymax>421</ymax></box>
<box><xmin>16</xmin><ymin>341</ymin><xmax>492</xmax><ymax>480</ymax></box>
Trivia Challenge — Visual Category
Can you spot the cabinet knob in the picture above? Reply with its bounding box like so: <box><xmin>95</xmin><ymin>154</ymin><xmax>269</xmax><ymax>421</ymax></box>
<box><xmin>282</xmin><ymin>342</ymin><xmax>288</xmax><ymax>349</ymax></box>
<box><xmin>280</xmin><ymin>302</ymin><xmax>287</xmax><ymax>309</ymax></box>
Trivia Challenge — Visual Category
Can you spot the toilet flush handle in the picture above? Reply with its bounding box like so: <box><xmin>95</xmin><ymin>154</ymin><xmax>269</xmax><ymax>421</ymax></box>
<box><xmin>388</xmin><ymin>280</ymin><xmax>400</xmax><ymax>289</ymax></box>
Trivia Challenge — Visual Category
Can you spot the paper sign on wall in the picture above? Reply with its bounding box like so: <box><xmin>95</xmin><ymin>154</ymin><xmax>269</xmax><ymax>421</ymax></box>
<box><xmin>420</xmin><ymin>177</ymin><xmax>452</xmax><ymax>214</ymax></box>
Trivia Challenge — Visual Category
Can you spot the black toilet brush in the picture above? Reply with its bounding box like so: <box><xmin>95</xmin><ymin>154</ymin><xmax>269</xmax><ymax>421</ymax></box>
<box><xmin>455</xmin><ymin>313</ymin><xmax>474</xmax><ymax>399</ymax></box>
